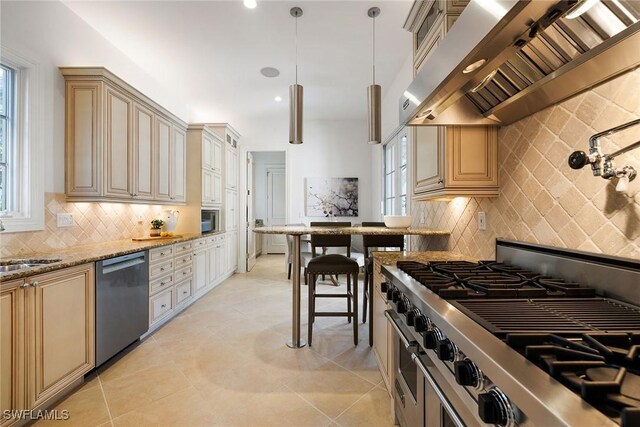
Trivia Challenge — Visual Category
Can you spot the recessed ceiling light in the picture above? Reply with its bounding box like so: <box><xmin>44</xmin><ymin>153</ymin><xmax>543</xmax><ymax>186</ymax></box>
<box><xmin>243</xmin><ymin>0</ymin><xmax>257</xmax><ymax>9</ymax></box>
<box><xmin>260</xmin><ymin>67</ymin><xmax>280</xmax><ymax>78</ymax></box>
<box><xmin>274</xmin><ymin>96</ymin><xmax>282</xmax><ymax>102</ymax></box>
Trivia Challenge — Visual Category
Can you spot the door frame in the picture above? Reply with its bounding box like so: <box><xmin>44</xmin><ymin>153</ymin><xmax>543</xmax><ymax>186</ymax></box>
<box><xmin>238</xmin><ymin>145</ymin><xmax>290</xmax><ymax>273</ymax></box>
<box><xmin>265</xmin><ymin>166</ymin><xmax>287</xmax><ymax>254</ymax></box>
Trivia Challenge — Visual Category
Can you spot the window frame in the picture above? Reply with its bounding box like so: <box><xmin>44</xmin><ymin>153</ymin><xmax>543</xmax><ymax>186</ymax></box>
<box><xmin>383</xmin><ymin>128</ymin><xmax>409</xmax><ymax>217</ymax></box>
<box><xmin>0</xmin><ymin>46</ymin><xmax>44</xmax><ymax>232</ymax></box>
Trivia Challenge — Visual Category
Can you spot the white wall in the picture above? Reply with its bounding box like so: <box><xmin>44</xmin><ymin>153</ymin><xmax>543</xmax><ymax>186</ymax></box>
<box><xmin>240</xmin><ymin>118</ymin><xmax>374</xmax><ymax>224</ymax></box>
<box><xmin>251</xmin><ymin>151</ymin><xmax>286</xmax><ymax>222</ymax></box>
<box><xmin>0</xmin><ymin>1</ymin><xmax>190</xmax><ymax>194</ymax></box>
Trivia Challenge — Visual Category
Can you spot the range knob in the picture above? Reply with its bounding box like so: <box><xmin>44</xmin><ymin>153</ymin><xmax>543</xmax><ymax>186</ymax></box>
<box><xmin>454</xmin><ymin>359</ymin><xmax>483</xmax><ymax>388</ymax></box>
<box><xmin>386</xmin><ymin>286</ymin><xmax>394</xmax><ymax>301</ymax></box>
<box><xmin>397</xmin><ymin>298</ymin><xmax>408</xmax><ymax>314</ymax></box>
<box><xmin>406</xmin><ymin>308</ymin><xmax>420</xmax><ymax>327</ymax></box>
<box><xmin>381</xmin><ymin>282</ymin><xmax>389</xmax><ymax>293</ymax></box>
<box><xmin>436</xmin><ymin>338</ymin><xmax>457</xmax><ymax>362</ymax></box>
<box><xmin>391</xmin><ymin>290</ymin><xmax>402</xmax><ymax>303</ymax></box>
<box><xmin>478</xmin><ymin>388</ymin><xmax>515</xmax><ymax>427</ymax></box>
<box><xmin>414</xmin><ymin>315</ymin><xmax>429</xmax><ymax>333</ymax></box>
<box><xmin>423</xmin><ymin>327</ymin><xmax>443</xmax><ymax>350</ymax></box>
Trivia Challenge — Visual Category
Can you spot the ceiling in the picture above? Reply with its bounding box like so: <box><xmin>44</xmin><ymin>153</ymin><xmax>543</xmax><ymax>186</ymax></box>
<box><xmin>63</xmin><ymin>0</ymin><xmax>413</xmax><ymax>126</ymax></box>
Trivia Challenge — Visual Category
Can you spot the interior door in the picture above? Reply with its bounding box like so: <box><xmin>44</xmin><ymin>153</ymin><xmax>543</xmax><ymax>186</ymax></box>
<box><xmin>266</xmin><ymin>168</ymin><xmax>286</xmax><ymax>254</ymax></box>
<box><xmin>246</xmin><ymin>153</ymin><xmax>257</xmax><ymax>271</ymax></box>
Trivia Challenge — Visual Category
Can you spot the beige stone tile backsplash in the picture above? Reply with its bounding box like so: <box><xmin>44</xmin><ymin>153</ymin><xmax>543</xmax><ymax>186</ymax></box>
<box><xmin>412</xmin><ymin>68</ymin><xmax>640</xmax><ymax>261</ymax></box>
<box><xmin>0</xmin><ymin>193</ymin><xmax>173</xmax><ymax>257</ymax></box>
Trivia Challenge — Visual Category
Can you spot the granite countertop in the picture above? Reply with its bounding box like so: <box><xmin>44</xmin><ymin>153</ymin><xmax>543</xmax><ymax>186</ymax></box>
<box><xmin>253</xmin><ymin>225</ymin><xmax>450</xmax><ymax>236</ymax></box>
<box><xmin>0</xmin><ymin>232</ymin><xmax>223</xmax><ymax>282</ymax></box>
<box><xmin>372</xmin><ymin>251</ymin><xmax>478</xmax><ymax>264</ymax></box>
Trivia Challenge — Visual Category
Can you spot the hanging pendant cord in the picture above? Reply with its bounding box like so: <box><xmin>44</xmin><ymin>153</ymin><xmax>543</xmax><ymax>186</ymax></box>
<box><xmin>295</xmin><ymin>13</ymin><xmax>299</xmax><ymax>84</ymax></box>
<box><xmin>372</xmin><ymin>14</ymin><xmax>376</xmax><ymax>84</ymax></box>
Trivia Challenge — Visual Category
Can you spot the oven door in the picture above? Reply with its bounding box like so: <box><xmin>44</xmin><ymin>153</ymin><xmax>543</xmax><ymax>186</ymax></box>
<box><xmin>386</xmin><ymin>311</ymin><xmax>424</xmax><ymax>427</ymax></box>
<box><xmin>413</xmin><ymin>352</ymin><xmax>467</xmax><ymax>427</ymax></box>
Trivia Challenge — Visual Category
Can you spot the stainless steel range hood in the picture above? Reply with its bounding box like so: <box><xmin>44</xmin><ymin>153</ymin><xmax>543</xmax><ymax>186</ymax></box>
<box><xmin>401</xmin><ymin>0</ymin><xmax>640</xmax><ymax>126</ymax></box>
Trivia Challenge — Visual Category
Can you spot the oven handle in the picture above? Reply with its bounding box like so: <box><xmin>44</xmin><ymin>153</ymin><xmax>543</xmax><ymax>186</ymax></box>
<box><xmin>384</xmin><ymin>310</ymin><xmax>418</xmax><ymax>350</ymax></box>
<box><xmin>412</xmin><ymin>353</ymin><xmax>466</xmax><ymax>427</ymax></box>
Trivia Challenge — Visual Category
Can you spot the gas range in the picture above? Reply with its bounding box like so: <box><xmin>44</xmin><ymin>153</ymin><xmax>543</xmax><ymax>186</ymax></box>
<box><xmin>382</xmin><ymin>239</ymin><xmax>640</xmax><ymax>427</ymax></box>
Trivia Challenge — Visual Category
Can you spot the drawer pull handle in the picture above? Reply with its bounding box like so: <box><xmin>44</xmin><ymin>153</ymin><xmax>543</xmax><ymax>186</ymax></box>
<box><xmin>183</xmin><ymin>291</ymin><xmax>188</xmax><ymax>295</ymax></box>
<box><xmin>160</xmin><ymin>282</ymin><xmax>165</xmax><ymax>286</ymax></box>
<box><xmin>183</xmin><ymin>259</ymin><xmax>188</xmax><ymax>263</ymax></box>
<box><xmin>160</xmin><ymin>267</ymin><xmax>165</xmax><ymax>271</ymax></box>
<box><xmin>183</xmin><ymin>271</ymin><xmax>187</xmax><ymax>275</ymax></box>
<box><xmin>161</xmin><ymin>304</ymin><xmax>167</xmax><ymax>308</ymax></box>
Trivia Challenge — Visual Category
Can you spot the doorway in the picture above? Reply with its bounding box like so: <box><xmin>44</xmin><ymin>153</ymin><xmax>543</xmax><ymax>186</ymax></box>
<box><xmin>246</xmin><ymin>150</ymin><xmax>286</xmax><ymax>271</ymax></box>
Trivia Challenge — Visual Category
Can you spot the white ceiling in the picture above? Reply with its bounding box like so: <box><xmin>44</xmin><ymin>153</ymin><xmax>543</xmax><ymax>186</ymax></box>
<box><xmin>63</xmin><ymin>0</ymin><xmax>413</xmax><ymax>125</ymax></box>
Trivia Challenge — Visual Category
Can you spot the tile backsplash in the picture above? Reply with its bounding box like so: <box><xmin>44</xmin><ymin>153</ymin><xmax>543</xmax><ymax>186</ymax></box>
<box><xmin>412</xmin><ymin>67</ymin><xmax>640</xmax><ymax>261</ymax></box>
<box><xmin>0</xmin><ymin>193</ymin><xmax>174</xmax><ymax>257</ymax></box>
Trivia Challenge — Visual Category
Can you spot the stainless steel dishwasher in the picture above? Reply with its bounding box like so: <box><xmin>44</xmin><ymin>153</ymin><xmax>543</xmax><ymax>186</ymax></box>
<box><xmin>96</xmin><ymin>251</ymin><xmax>149</xmax><ymax>367</ymax></box>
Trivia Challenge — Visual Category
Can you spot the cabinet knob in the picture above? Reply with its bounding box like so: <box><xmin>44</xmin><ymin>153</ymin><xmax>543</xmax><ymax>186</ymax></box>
<box><xmin>31</xmin><ymin>281</ymin><xmax>40</xmax><ymax>288</ymax></box>
<box><xmin>160</xmin><ymin>267</ymin><xmax>165</xmax><ymax>271</ymax></box>
<box><xmin>161</xmin><ymin>304</ymin><xmax>167</xmax><ymax>308</ymax></box>
<box><xmin>160</xmin><ymin>281</ymin><xmax>166</xmax><ymax>286</ymax></box>
<box><xmin>437</xmin><ymin>179</ymin><xmax>444</xmax><ymax>184</ymax></box>
<box><xmin>20</xmin><ymin>282</ymin><xmax>31</xmax><ymax>289</ymax></box>
<box><xmin>183</xmin><ymin>291</ymin><xmax>188</xmax><ymax>295</ymax></box>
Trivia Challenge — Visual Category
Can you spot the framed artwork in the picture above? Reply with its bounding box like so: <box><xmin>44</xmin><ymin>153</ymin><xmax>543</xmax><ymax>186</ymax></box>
<box><xmin>305</xmin><ymin>177</ymin><xmax>358</xmax><ymax>217</ymax></box>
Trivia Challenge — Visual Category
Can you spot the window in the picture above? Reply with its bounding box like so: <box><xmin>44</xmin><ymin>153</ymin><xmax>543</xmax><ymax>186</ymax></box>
<box><xmin>0</xmin><ymin>47</ymin><xmax>44</xmax><ymax>232</ymax></box>
<box><xmin>383</xmin><ymin>129</ymin><xmax>408</xmax><ymax>215</ymax></box>
<box><xmin>0</xmin><ymin>64</ymin><xmax>16</xmax><ymax>212</ymax></box>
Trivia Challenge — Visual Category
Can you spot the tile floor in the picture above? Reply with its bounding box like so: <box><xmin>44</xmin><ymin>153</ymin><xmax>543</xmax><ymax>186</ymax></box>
<box><xmin>36</xmin><ymin>255</ymin><xmax>394</xmax><ymax>426</ymax></box>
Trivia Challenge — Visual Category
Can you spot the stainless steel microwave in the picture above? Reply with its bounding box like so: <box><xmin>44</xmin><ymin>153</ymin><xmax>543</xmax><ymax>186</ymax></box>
<box><xmin>201</xmin><ymin>209</ymin><xmax>219</xmax><ymax>234</ymax></box>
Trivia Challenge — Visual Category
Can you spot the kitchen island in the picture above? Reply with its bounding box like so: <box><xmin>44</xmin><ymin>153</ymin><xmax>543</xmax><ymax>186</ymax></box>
<box><xmin>253</xmin><ymin>225</ymin><xmax>450</xmax><ymax>348</ymax></box>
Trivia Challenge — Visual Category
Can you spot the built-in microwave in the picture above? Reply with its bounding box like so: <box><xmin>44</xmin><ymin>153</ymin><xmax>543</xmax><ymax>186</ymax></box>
<box><xmin>201</xmin><ymin>209</ymin><xmax>219</xmax><ymax>234</ymax></box>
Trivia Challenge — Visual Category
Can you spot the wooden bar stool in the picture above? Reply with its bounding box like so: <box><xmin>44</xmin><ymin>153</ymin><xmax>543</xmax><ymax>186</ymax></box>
<box><xmin>307</xmin><ymin>254</ymin><xmax>359</xmax><ymax>346</ymax></box>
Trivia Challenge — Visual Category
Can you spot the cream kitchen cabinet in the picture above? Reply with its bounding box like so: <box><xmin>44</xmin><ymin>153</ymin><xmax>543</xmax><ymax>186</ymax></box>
<box><xmin>372</xmin><ymin>257</ymin><xmax>393</xmax><ymax>394</ymax></box>
<box><xmin>27</xmin><ymin>264</ymin><xmax>95</xmax><ymax>409</ymax></box>
<box><xmin>225</xmin><ymin>189</ymin><xmax>237</xmax><ymax>231</ymax></box>
<box><xmin>193</xmin><ymin>247</ymin><xmax>208</xmax><ymax>296</ymax></box>
<box><xmin>202</xmin><ymin>131</ymin><xmax>223</xmax><ymax>174</ymax></box>
<box><xmin>186</xmin><ymin>125</ymin><xmax>223</xmax><ymax>209</ymax></box>
<box><xmin>225</xmin><ymin>232</ymin><xmax>236</xmax><ymax>273</ymax></box>
<box><xmin>225</xmin><ymin>146</ymin><xmax>238</xmax><ymax>191</ymax></box>
<box><xmin>412</xmin><ymin>125</ymin><xmax>499</xmax><ymax>199</ymax></box>
<box><xmin>1</xmin><ymin>280</ymin><xmax>25</xmax><ymax>427</ymax></box>
<box><xmin>61</xmin><ymin>67</ymin><xmax>187</xmax><ymax>205</ymax></box>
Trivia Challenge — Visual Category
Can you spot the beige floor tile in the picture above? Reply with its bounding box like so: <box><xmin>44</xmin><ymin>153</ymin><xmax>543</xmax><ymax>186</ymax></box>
<box><xmin>335</xmin><ymin>387</ymin><xmax>395</xmax><ymax>426</ymax></box>
<box><xmin>101</xmin><ymin>364</ymin><xmax>191</xmax><ymax>418</ymax></box>
<box><xmin>331</xmin><ymin>343</ymin><xmax>383</xmax><ymax>386</ymax></box>
<box><xmin>286</xmin><ymin>360</ymin><xmax>377</xmax><ymax>418</ymax></box>
<box><xmin>33</xmin><ymin>384</ymin><xmax>110</xmax><ymax>427</ymax></box>
<box><xmin>97</xmin><ymin>338</ymin><xmax>167</xmax><ymax>384</ymax></box>
<box><xmin>111</xmin><ymin>387</ymin><xmax>218</xmax><ymax>427</ymax></box>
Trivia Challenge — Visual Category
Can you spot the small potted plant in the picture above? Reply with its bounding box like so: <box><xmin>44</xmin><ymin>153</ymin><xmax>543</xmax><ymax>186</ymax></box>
<box><xmin>150</xmin><ymin>219</ymin><xmax>164</xmax><ymax>237</ymax></box>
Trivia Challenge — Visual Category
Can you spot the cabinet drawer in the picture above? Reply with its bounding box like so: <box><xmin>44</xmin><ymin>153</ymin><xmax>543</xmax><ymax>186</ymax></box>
<box><xmin>206</xmin><ymin>236</ymin><xmax>216</xmax><ymax>246</ymax></box>
<box><xmin>149</xmin><ymin>246</ymin><xmax>174</xmax><ymax>264</ymax></box>
<box><xmin>174</xmin><ymin>241</ymin><xmax>193</xmax><ymax>255</ymax></box>
<box><xmin>175</xmin><ymin>253</ymin><xmax>193</xmax><ymax>269</ymax></box>
<box><xmin>150</xmin><ymin>273</ymin><xmax>174</xmax><ymax>295</ymax></box>
<box><xmin>175</xmin><ymin>265</ymin><xmax>193</xmax><ymax>281</ymax></box>
<box><xmin>150</xmin><ymin>259</ymin><xmax>173</xmax><ymax>280</ymax></box>
<box><xmin>175</xmin><ymin>279</ymin><xmax>192</xmax><ymax>306</ymax></box>
<box><xmin>193</xmin><ymin>238</ymin><xmax>209</xmax><ymax>250</ymax></box>
<box><xmin>150</xmin><ymin>288</ymin><xmax>173</xmax><ymax>324</ymax></box>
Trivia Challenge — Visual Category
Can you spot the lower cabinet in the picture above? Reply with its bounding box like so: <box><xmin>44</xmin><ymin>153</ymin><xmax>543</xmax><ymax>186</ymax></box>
<box><xmin>372</xmin><ymin>258</ymin><xmax>394</xmax><ymax>394</ymax></box>
<box><xmin>226</xmin><ymin>231</ymin><xmax>237</xmax><ymax>273</ymax></box>
<box><xmin>193</xmin><ymin>248</ymin><xmax>208</xmax><ymax>296</ymax></box>
<box><xmin>1</xmin><ymin>264</ymin><xmax>94</xmax><ymax>426</ymax></box>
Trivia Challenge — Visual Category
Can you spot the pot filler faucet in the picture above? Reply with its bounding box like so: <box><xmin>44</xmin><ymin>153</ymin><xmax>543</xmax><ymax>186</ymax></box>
<box><xmin>569</xmin><ymin>118</ymin><xmax>640</xmax><ymax>193</ymax></box>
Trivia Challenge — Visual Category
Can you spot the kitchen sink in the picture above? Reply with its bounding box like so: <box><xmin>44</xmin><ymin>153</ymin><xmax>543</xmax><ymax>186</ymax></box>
<box><xmin>0</xmin><ymin>259</ymin><xmax>62</xmax><ymax>273</ymax></box>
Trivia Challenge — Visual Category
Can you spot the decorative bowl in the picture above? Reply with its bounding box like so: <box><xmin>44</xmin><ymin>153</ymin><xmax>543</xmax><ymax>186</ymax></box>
<box><xmin>383</xmin><ymin>215</ymin><xmax>412</xmax><ymax>229</ymax></box>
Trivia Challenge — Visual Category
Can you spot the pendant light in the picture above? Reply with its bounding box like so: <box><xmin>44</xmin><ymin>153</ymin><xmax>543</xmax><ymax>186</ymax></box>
<box><xmin>289</xmin><ymin>7</ymin><xmax>303</xmax><ymax>144</ymax></box>
<box><xmin>367</xmin><ymin>7</ymin><xmax>381</xmax><ymax>145</ymax></box>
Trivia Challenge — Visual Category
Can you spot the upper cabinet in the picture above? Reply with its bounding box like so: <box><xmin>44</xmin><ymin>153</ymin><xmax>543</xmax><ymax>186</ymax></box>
<box><xmin>61</xmin><ymin>67</ymin><xmax>187</xmax><ymax>205</ymax></box>
<box><xmin>186</xmin><ymin>125</ymin><xmax>223</xmax><ymax>208</ymax></box>
<box><xmin>412</xmin><ymin>126</ymin><xmax>499</xmax><ymax>200</ymax></box>
<box><xmin>405</xmin><ymin>0</ymin><xmax>469</xmax><ymax>75</ymax></box>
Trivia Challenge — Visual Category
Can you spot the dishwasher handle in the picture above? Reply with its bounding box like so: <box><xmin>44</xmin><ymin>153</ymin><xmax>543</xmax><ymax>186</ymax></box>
<box><xmin>100</xmin><ymin>251</ymin><xmax>147</xmax><ymax>274</ymax></box>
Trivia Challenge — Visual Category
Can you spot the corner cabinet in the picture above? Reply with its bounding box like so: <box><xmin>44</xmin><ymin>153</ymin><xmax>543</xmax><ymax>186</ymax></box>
<box><xmin>61</xmin><ymin>67</ymin><xmax>187</xmax><ymax>204</ymax></box>
<box><xmin>412</xmin><ymin>126</ymin><xmax>499</xmax><ymax>199</ymax></box>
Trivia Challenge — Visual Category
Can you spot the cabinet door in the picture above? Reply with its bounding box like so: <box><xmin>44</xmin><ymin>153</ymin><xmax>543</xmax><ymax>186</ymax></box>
<box><xmin>445</xmin><ymin>126</ymin><xmax>499</xmax><ymax>188</ymax></box>
<box><xmin>104</xmin><ymin>85</ymin><xmax>132</xmax><ymax>198</ymax></box>
<box><xmin>212</xmin><ymin>139</ymin><xmax>222</xmax><ymax>173</ymax></box>
<box><xmin>202</xmin><ymin>133</ymin><xmax>214</xmax><ymax>171</ymax></box>
<box><xmin>372</xmin><ymin>289</ymin><xmax>388</xmax><ymax>385</ymax></box>
<box><xmin>65</xmin><ymin>81</ymin><xmax>102</xmax><ymax>197</ymax></box>
<box><xmin>226</xmin><ymin>234</ymin><xmax>236</xmax><ymax>272</ymax></box>
<box><xmin>132</xmin><ymin>102</ymin><xmax>154</xmax><ymax>200</ymax></box>
<box><xmin>412</xmin><ymin>126</ymin><xmax>445</xmax><ymax>196</ymax></box>
<box><xmin>217</xmin><ymin>240</ymin><xmax>227</xmax><ymax>276</ymax></box>
<box><xmin>1</xmin><ymin>280</ymin><xmax>24</xmax><ymax>427</ymax></box>
<box><xmin>207</xmin><ymin>246</ymin><xmax>216</xmax><ymax>286</ymax></box>
<box><xmin>154</xmin><ymin>116</ymin><xmax>172</xmax><ymax>201</ymax></box>
<box><xmin>225</xmin><ymin>147</ymin><xmax>238</xmax><ymax>190</ymax></box>
<box><xmin>225</xmin><ymin>189</ymin><xmax>237</xmax><ymax>230</ymax></box>
<box><xmin>213</xmin><ymin>173</ymin><xmax>222</xmax><ymax>205</ymax></box>
<box><xmin>193</xmin><ymin>250</ymin><xmax>208</xmax><ymax>295</ymax></box>
<box><xmin>171</xmin><ymin>126</ymin><xmax>187</xmax><ymax>203</ymax></box>
<box><xmin>202</xmin><ymin>169</ymin><xmax>214</xmax><ymax>207</ymax></box>
<box><xmin>28</xmin><ymin>264</ymin><xmax>94</xmax><ymax>408</ymax></box>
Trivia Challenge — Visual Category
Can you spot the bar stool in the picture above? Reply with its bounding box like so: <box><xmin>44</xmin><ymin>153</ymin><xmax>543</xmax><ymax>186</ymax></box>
<box><xmin>361</xmin><ymin>221</ymin><xmax>405</xmax><ymax>346</ymax></box>
<box><xmin>302</xmin><ymin>221</ymin><xmax>352</xmax><ymax>285</ymax></box>
<box><xmin>307</xmin><ymin>254</ymin><xmax>359</xmax><ymax>346</ymax></box>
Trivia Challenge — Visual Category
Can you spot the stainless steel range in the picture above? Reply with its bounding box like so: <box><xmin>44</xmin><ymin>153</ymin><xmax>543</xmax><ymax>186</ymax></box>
<box><xmin>382</xmin><ymin>239</ymin><xmax>640</xmax><ymax>427</ymax></box>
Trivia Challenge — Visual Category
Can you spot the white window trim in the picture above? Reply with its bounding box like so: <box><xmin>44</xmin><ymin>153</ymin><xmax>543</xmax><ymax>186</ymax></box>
<box><xmin>382</xmin><ymin>128</ymin><xmax>409</xmax><ymax>216</ymax></box>
<box><xmin>0</xmin><ymin>46</ymin><xmax>44</xmax><ymax>232</ymax></box>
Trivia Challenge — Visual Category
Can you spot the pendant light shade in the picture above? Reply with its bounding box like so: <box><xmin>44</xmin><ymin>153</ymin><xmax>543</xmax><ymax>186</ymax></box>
<box><xmin>289</xmin><ymin>83</ymin><xmax>303</xmax><ymax>144</ymax></box>
<box><xmin>367</xmin><ymin>84</ymin><xmax>381</xmax><ymax>145</ymax></box>
<box><xmin>367</xmin><ymin>7</ymin><xmax>381</xmax><ymax>145</ymax></box>
<box><xmin>289</xmin><ymin>7</ymin><xmax>303</xmax><ymax>144</ymax></box>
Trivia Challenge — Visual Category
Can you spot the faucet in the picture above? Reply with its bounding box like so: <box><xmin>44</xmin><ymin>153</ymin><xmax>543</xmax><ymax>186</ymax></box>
<box><xmin>568</xmin><ymin>118</ymin><xmax>640</xmax><ymax>193</ymax></box>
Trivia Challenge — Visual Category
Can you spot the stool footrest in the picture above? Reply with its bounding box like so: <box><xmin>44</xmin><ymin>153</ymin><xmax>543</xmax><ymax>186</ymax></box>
<box><xmin>314</xmin><ymin>312</ymin><xmax>353</xmax><ymax>317</ymax></box>
<box><xmin>314</xmin><ymin>293</ymin><xmax>351</xmax><ymax>298</ymax></box>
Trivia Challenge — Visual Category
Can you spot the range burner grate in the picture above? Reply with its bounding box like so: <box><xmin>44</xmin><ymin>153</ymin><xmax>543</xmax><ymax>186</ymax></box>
<box><xmin>452</xmin><ymin>298</ymin><xmax>640</xmax><ymax>337</ymax></box>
